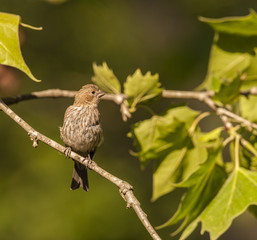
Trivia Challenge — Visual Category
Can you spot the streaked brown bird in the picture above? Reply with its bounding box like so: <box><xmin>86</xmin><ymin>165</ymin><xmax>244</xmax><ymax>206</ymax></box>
<box><xmin>60</xmin><ymin>84</ymin><xmax>104</xmax><ymax>191</ymax></box>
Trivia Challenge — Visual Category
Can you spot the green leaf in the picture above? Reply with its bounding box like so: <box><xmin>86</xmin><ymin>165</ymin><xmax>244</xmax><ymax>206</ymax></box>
<box><xmin>181</xmin><ymin>167</ymin><xmax>257</xmax><ymax>240</ymax></box>
<box><xmin>0</xmin><ymin>12</ymin><xmax>41</xmax><ymax>82</ymax></box>
<box><xmin>201</xmin><ymin>168</ymin><xmax>257</xmax><ymax>239</ymax></box>
<box><xmin>167</xmin><ymin>157</ymin><xmax>226</xmax><ymax>238</ymax></box>
<box><xmin>213</xmin><ymin>74</ymin><xmax>241</xmax><ymax>104</ymax></box>
<box><xmin>240</xmin><ymin>95</ymin><xmax>257</xmax><ymax>123</ymax></box>
<box><xmin>130</xmin><ymin>104</ymin><xmax>199</xmax><ymax>166</ymax></box>
<box><xmin>239</xmin><ymin>53</ymin><xmax>257</xmax><ymax>122</ymax></box>
<box><xmin>198</xmin><ymin>10</ymin><xmax>257</xmax><ymax>93</ymax></box>
<box><xmin>130</xmin><ymin>104</ymin><xmax>205</xmax><ymax>200</ymax></box>
<box><xmin>199</xmin><ymin>127</ymin><xmax>223</xmax><ymax>143</ymax></box>
<box><xmin>124</xmin><ymin>69</ymin><xmax>162</xmax><ymax>111</ymax></box>
<box><xmin>241</xmin><ymin>52</ymin><xmax>257</xmax><ymax>88</ymax></box>
<box><xmin>199</xmin><ymin>9</ymin><xmax>257</xmax><ymax>36</ymax></box>
<box><xmin>92</xmin><ymin>62</ymin><xmax>121</xmax><ymax>94</ymax></box>
<box><xmin>199</xmin><ymin>36</ymin><xmax>251</xmax><ymax>92</ymax></box>
<box><xmin>152</xmin><ymin>131</ymin><xmax>208</xmax><ymax>201</ymax></box>
<box><xmin>157</xmin><ymin>130</ymin><xmax>226</xmax><ymax>237</ymax></box>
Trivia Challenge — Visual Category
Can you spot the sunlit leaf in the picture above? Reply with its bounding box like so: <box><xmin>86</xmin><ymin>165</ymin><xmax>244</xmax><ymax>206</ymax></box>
<box><xmin>0</xmin><ymin>12</ymin><xmax>41</xmax><ymax>82</ymax></box>
<box><xmin>241</xmin><ymin>52</ymin><xmax>257</xmax><ymax>88</ymax></box>
<box><xmin>240</xmin><ymin>95</ymin><xmax>257</xmax><ymax>123</ymax></box>
<box><xmin>152</xmin><ymin>131</ymin><xmax>208</xmax><ymax>201</ymax></box>
<box><xmin>130</xmin><ymin>104</ymin><xmax>199</xmax><ymax>166</ymax></box>
<box><xmin>198</xmin><ymin>10</ymin><xmax>257</xmax><ymax>99</ymax></box>
<box><xmin>124</xmin><ymin>69</ymin><xmax>162</xmax><ymax>111</ymax></box>
<box><xmin>199</xmin><ymin>36</ymin><xmax>251</xmax><ymax>92</ymax></box>
<box><xmin>199</xmin><ymin>9</ymin><xmax>257</xmax><ymax>36</ymax></box>
<box><xmin>130</xmin><ymin>104</ymin><xmax>204</xmax><ymax>200</ymax></box>
<box><xmin>201</xmin><ymin>168</ymin><xmax>257</xmax><ymax>239</ymax></box>
<box><xmin>181</xmin><ymin>167</ymin><xmax>257</xmax><ymax>240</ymax></box>
<box><xmin>92</xmin><ymin>62</ymin><xmax>121</xmax><ymax>94</ymax></box>
<box><xmin>157</xmin><ymin>130</ymin><xmax>226</xmax><ymax>237</ymax></box>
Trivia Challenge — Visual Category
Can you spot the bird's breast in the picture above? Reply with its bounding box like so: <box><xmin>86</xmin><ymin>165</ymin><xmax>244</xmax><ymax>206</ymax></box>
<box><xmin>60</xmin><ymin>105</ymin><xmax>103</xmax><ymax>153</ymax></box>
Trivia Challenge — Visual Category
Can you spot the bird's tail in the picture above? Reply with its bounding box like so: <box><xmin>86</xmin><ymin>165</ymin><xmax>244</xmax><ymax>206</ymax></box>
<box><xmin>70</xmin><ymin>161</ymin><xmax>89</xmax><ymax>191</ymax></box>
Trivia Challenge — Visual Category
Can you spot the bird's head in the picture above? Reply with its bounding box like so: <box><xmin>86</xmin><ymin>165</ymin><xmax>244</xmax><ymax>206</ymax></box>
<box><xmin>74</xmin><ymin>84</ymin><xmax>105</xmax><ymax>106</ymax></box>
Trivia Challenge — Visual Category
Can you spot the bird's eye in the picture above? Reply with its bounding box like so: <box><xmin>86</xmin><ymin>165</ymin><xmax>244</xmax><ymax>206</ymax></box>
<box><xmin>91</xmin><ymin>91</ymin><xmax>95</xmax><ymax>94</ymax></box>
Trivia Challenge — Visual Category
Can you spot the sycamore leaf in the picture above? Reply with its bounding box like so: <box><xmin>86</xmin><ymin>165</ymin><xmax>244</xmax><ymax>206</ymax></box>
<box><xmin>199</xmin><ymin>9</ymin><xmax>257</xmax><ymax>36</ymax></box>
<box><xmin>239</xmin><ymin>52</ymin><xmax>257</xmax><ymax>123</ymax></box>
<box><xmin>152</xmin><ymin>131</ymin><xmax>208</xmax><ymax>201</ymax></box>
<box><xmin>198</xmin><ymin>10</ymin><xmax>257</xmax><ymax>93</ymax></box>
<box><xmin>213</xmin><ymin>74</ymin><xmax>241</xmax><ymax>104</ymax></box>
<box><xmin>130</xmin><ymin>104</ymin><xmax>199</xmax><ymax>167</ymax></box>
<box><xmin>124</xmin><ymin>69</ymin><xmax>162</xmax><ymax>111</ymax></box>
<box><xmin>199</xmin><ymin>127</ymin><xmax>223</xmax><ymax>143</ymax></box>
<box><xmin>92</xmin><ymin>62</ymin><xmax>121</xmax><ymax>94</ymax></box>
<box><xmin>0</xmin><ymin>12</ymin><xmax>41</xmax><ymax>81</ymax></box>
<box><xmin>241</xmin><ymin>52</ymin><xmax>257</xmax><ymax>88</ymax></box>
<box><xmin>130</xmin><ymin>104</ymin><xmax>205</xmax><ymax>200</ymax></box>
<box><xmin>157</xmin><ymin>129</ymin><xmax>226</xmax><ymax>237</ymax></box>
<box><xmin>181</xmin><ymin>167</ymin><xmax>257</xmax><ymax>240</ymax></box>
<box><xmin>199</xmin><ymin>36</ymin><xmax>251</xmax><ymax>92</ymax></box>
<box><xmin>240</xmin><ymin>95</ymin><xmax>257</xmax><ymax>123</ymax></box>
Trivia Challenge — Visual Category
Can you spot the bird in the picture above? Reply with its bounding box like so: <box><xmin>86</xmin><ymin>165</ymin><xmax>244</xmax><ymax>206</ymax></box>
<box><xmin>60</xmin><ymin>84</ymin><xmax>104</xmax><ymax>191</ymax></box>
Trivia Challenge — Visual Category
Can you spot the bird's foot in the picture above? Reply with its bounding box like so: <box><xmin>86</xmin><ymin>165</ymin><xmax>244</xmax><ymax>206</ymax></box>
<box><xmin>64</xmin><ymin>147</ymin><xmax>72</xmax><ymax>158</ymax></box>
<box><xmin>82</xmin><ymin>155</ymin><xmax>93</xmax><ymax>168</ymax></box>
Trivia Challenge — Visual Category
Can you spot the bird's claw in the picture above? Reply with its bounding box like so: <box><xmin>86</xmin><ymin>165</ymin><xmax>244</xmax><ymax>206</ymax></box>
<box><xmin>82</xmin><ymin>155</ymin><xmax>93</xmax><ymax>167</ymax></box>
<box><xmin>64</xmin><ymin>147</ymin><xmax>72</xmax><ymax>158</ymax></box>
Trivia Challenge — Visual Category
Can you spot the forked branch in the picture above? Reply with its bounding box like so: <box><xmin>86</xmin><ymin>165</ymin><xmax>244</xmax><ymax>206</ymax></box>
<box><xmin>0</xmin><ymin>98</ymin><xmax>161</xmax><ymax>240</ymax></box>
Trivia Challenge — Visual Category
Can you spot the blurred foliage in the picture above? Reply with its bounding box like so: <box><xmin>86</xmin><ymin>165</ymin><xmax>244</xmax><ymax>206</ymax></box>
<box><xmin>1</xmin><ymin>1</ymin><xmax>257</xmax><ymax>240</ymax></box>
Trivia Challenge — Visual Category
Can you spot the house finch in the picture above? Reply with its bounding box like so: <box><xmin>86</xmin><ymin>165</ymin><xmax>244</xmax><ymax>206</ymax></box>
<box><xmin>60</xmin><ymin>84</ymin><xmax>104</xmax><ymax>191</ymax></box>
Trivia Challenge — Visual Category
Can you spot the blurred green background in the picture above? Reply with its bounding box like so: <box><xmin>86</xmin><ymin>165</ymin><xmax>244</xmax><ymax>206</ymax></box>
<box><xmin>1</xmin><ymin>1</ymin><xmax>257</xmax><ymax>239</ymax></box>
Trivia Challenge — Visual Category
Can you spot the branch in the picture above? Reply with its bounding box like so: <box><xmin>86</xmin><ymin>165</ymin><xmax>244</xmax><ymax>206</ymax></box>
<box><xmin>2</xmin><ymin>89</ymin><xmax>77</xmax><ymax>104</ymax></box>
<box><xmin>2</xmin><ymin>89</ymin><xmax>131</xmax><ymax>121</ymax></box>
<box><xmin>0</xmin><ymin>98</ymin><xmax>161</xmax><ymax>240</ymax></box>
<box><xmin>3</xmin><ymin>87</ymin><xmax>257</xmax><ymax>130</ymax></box>
<box><xmin>162</xmin><ymin>89</ymin><xmax>257</xmax><ymax>131</ymax></box>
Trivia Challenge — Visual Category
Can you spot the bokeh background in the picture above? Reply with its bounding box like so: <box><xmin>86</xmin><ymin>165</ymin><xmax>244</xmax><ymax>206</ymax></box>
<box><xmin>1</xmin><ymin>1</ymin><xmax>257</xmax><ymax>239</ymax></box>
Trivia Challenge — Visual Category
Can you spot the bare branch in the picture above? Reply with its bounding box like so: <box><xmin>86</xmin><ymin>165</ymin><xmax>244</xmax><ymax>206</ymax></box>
<box><xmin>2</xmin><ymin>89</ymin><xmax>77</xmax><ymax>105</ymax></box>
<box><xmin>162</xmin><ymin>89</ymin><xmax>214</xmax><ymax>99</ymax></box>
<box><xmin>217</xmin><ymin>108</ymin><xmax>257</xmax><ymax>131</ymax></box>
<box><xmin>162</xmin><ymin>89</ymin><xmax>257</xmax><ymax>131</ymax></box>
<box><xmin>2</xmin><ymin>90</ymin><xmax>131</xmax><ymax>122</ymax></box>
<box><xmin>0</xmin><ymin>98</ymin><xmax>161</xmax><ymax>240</ymax></box>
<box><xmin>3</xmin><ymin>87</ymin><xmax>257</xmax><ymax>130</ymax></box>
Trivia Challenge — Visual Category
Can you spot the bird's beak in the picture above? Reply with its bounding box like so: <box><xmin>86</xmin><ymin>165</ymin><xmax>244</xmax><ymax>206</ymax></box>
<box><xmin>98</xmin><ymin>90</ymin><xmax>105</xmax><ymax>98</ymax></box>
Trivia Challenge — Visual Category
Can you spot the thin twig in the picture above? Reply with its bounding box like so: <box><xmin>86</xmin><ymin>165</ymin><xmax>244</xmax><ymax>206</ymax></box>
<box><xmin>162</xmin><ymin>89</ymin><xmax>257</xmax><ymax>131</ymax></box>
<box><xmin>0</xmin><ymin>98</ymin><xmax>161</xmax><ymax>240</ymax></box>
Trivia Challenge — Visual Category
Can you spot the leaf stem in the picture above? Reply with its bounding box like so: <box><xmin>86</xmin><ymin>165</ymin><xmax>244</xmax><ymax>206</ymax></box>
<box><xmin>20</xmin><ymin>22</ymin><xmax>43</xmax><ymax>30</ymax></box>
<box><xmin>235</xmin><ymin>135</ymin><xmax>240</xmax><ymax>170</ymax></box>
<box><xmin>188</xmin><ymin>111</ymin><xmax>211</xmax><ymax>135</ymax></box>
